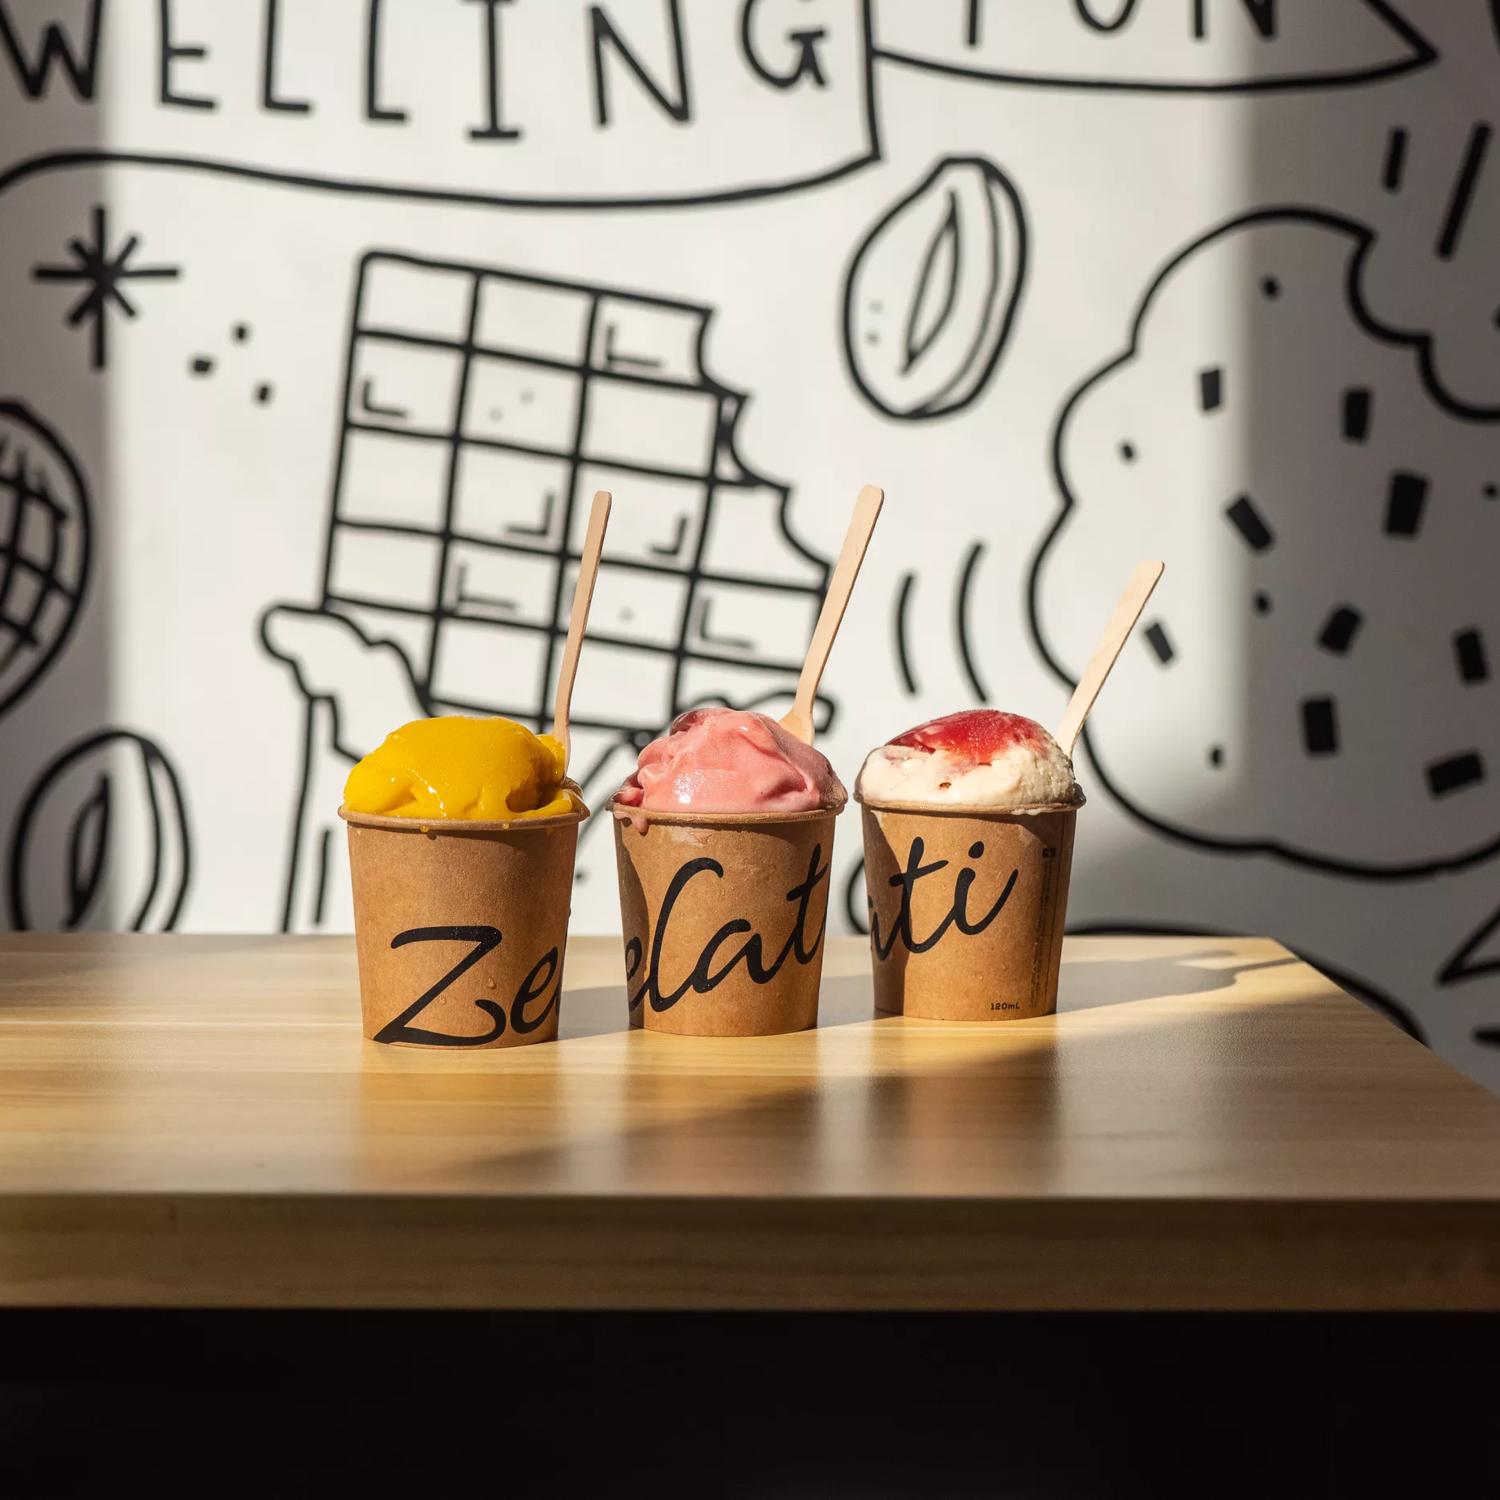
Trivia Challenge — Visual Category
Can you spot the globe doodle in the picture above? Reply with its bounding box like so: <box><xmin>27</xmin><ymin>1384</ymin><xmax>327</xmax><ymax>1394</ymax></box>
<box><xmin>0</xmin><ymin>402</ymin><xmax>91</xmax><ymax>718</ymax></box>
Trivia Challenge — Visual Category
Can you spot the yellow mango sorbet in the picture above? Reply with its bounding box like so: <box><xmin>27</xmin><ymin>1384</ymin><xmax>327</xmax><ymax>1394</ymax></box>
<box><xmin>343</xmin><ymin>716</ymin><xmax>581</xmax><ymax>821</ymax></box>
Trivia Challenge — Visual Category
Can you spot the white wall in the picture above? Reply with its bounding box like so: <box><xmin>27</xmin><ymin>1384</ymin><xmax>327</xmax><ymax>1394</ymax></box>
<box><xmin>3</xmin><ymin>1</ymin><xmax>1498</xmax><ymax>1088</ymax></box>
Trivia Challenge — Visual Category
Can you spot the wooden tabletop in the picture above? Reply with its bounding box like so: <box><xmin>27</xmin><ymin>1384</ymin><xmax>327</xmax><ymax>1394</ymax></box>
<box><xmin>2</xmin><ymin>933</ymin><xmax>1498</xmax><ymax>1311</ymax></box>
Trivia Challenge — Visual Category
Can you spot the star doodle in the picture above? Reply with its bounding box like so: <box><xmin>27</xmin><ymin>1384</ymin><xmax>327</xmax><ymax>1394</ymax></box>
<box><xmin>32</xmin><ymin>206</ymin><xmax>180</xmax><ymax>370</ymax></box>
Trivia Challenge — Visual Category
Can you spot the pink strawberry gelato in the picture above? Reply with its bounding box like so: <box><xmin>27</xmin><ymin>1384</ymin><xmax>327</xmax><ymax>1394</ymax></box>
<box><xmin>614</xmin><ymin>708</ymin><xmax>846</xmax><ymax>814</ymax></box>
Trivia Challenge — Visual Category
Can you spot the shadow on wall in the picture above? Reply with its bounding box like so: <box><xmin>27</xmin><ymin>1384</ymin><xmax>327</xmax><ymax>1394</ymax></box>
<box><xmin>0</xmin><ymin>81</ymin><xmax>184</xmax><ymax>934</ymax></box>
<box><xmin>1021</xmin><ymin>5</ymin><xmax>1498</xmax><ymax>1060</ymax></box>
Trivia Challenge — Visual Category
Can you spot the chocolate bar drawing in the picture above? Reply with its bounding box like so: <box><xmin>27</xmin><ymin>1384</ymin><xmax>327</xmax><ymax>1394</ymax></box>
<box><xmin>262</xmin><ymin>250</ymin><xmax>830</xmax><ymax>932</ymax></box>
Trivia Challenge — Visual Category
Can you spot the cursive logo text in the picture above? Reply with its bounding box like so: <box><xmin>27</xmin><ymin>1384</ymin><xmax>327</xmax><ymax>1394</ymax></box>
<box><xmin>375</xmin><ymin>924</ymin><xmax>559</xmax><ymax>1045</ymax></box>
<box><xmin>868</xmin><ymin>838</ymin><xmax>1018</xmax><ymax>960</ymax></box>
<box><xmin>626</xmin><ymin>843</ymin><xmax>829</xmax><ymax>1012</ymax></box>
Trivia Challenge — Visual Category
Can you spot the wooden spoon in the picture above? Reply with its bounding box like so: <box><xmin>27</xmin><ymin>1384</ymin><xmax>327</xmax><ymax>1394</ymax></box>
<box><xmin>549</xmin><ymin>489</ymin><xmax>612</xmax><ymax>771</ymax></box>
<box><xmin>780</xmin><ymin>484</ymin><xmax>885</xmax><ymax>744</ymax></box>
<box><xmin>1054</xmin><ymin>560</ymin><xmax>1164</xmax><ymax>759</ymax></box>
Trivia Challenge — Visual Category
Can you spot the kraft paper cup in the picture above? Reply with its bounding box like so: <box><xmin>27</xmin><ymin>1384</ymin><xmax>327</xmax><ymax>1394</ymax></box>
<box><xmin>857</xmin><ymin>795</ymin><xmax>1081</xmax><ymax>1022</ymax></box>
<box><xmin>610</xmin><ymin>801</ymin><xmax>838</xmax><ymax>1037</ymax></box>
<box><xmin>341</xmin><ymin>801</ymin><xmax>586</xmax><ymax>1049</ymax></box>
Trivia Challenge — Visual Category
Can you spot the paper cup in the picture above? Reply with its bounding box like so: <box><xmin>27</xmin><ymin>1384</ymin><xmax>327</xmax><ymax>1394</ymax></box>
<box><xmin>857</xmin><ymin>796</ymin><xmax>1080</xmax><ymax>1021</ymax></box>
<box><xmin>610</xmin><ymin>802</ymin><xmax>838</xmax><ymax>1036</ymax></box>
<box><xmin>341</xmin><ymin>803</ymin><xmax>585</xmax><ymax>1048</ymax></box>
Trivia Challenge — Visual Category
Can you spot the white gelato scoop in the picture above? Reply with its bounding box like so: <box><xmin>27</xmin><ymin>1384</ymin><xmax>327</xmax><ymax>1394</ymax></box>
<box><xmin>857</xmin><ymin>709</ymin><xmax>1081</xmax><ymax>809</ymax></box>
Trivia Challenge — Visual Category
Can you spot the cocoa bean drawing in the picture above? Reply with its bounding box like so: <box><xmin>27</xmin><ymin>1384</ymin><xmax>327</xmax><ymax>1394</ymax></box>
<box><xmin>7</xmin><ymin>729</ymin><xmax>192</xmax><ymax>932</ymax></box>
<box><xmin>842</xmin><ymin>156</ymin><xmax>1026</xmax><ymax>420</ymax></box>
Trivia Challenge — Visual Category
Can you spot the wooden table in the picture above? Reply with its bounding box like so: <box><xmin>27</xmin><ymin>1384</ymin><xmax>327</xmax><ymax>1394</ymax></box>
<box><xmin>1</xmin><ymin>933</ymin><xmax>1498</xmax><ymax>1312</ymax></box>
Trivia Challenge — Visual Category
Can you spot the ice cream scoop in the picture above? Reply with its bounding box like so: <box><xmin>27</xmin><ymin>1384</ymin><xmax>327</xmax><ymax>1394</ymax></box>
<box><xmin>857</xmin><ymin>709</ymin><xmax>1081</xmax><ymax>809</ymax></box>
<box><xmin>614</xmin><ymin>707</ymin><xmax>847</xmax><ymax>815</ymax></box>
<box><xmin>343</xmin><ymin>715</ymin><xmax>581</xmax><ymax>821</ymax></box>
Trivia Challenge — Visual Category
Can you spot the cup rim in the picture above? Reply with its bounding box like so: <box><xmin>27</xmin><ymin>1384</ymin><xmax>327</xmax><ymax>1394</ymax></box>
<box><xmin>854</xmin><ymin>791</ymin><xmax>1085</xmax><ymax>817</ymax></box>
<box><xmin>606</xmin><ymin>796</ymin><xmax>842</xmax><ymax>828</ymax></box>
<box><xmin>339</xmin><ymin>800</ymin><xmax>588</xmax><ymax>834</ymax></box>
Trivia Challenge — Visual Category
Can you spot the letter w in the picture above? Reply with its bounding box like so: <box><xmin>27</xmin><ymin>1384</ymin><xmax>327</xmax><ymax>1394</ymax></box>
<box><xmin>0</xmin><ymin>0</ymin><xmax>104</xmax><ymax>100</ymax></box>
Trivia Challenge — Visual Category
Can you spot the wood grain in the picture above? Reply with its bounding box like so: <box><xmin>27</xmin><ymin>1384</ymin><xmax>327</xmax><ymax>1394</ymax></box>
<box><xmin>1</xmin><ymin>933</ymin><xmax>1498</xmax><ymax>1310</ymax></box>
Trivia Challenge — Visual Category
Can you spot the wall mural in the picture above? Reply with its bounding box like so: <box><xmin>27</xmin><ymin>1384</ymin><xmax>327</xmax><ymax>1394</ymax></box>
<box><xmin>1030</xmin><ymin>206</ymin><xmax>1499</xmax><ymax>877</ymax></box>
<box><xmin>0</xmin><ymin>400</ymin><xmax>90</xmax><ymax>717</ymax></box>
<box><xmin>261</xmin><ymin>249</ymin><xmax>830</xmax><ymax>932</ymax></box>
<box><xmin>7</xmin><ymin>727</ymin><xmax>192</xmax><ymax>933</ymax></box>
<box><xmin>872</xmin><ymin>0</ymin><xmax>1434</xmax><ymax>93</ymax></box>
<box><xmin>842</xmin><ymin>155</ymin><xmax>1026</xmax><ymax>421</ymax></box>
<box><xmin>3</xmin><ymin>1</ymin><xmax>1497</xmax><ymax>1089</ymax></box>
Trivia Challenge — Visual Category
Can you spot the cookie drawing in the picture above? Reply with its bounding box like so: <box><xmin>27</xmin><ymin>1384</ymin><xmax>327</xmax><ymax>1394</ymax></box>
<box><xmin>1031</xmin><ymin>210</ymin><xmax>1500</xmax><ymax>877</ymax></box>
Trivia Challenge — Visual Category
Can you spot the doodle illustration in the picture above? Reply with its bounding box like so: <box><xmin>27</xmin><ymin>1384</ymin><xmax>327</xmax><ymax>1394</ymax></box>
<box><xmin>1359</xmin><ymin>121</ymin><xmax>1500</xmax><ymax>417</ymax></box>
<box><xmin>183</xmin><ymin>319</ymin><xmax>275</xmax><ymax>404</ymax></box>
<box><xmin>874</xmin><ymin>0</ymin><xmax>1434</xmax><ymax>93</ymax></box>
<box><xmin>1440</xmin><ymin>903</ymin><xmax>1500</xmax><ymax>988</ymax></box>
<box><xmin>0</xmin><ymin>0</ymin><xmax>878</xmax><ymax>210</ymax></box>
<box><xmin>262</xmin><ymin>251</ymin><xmax>830</xmax><ymax>931</ymax></box>
<box><xmin>7</xmin><ymin>728</ymin><xmax>192</xmax><ymax>932</ymax></box>
<box><xmin>1031</xmin><ymin>209</ymin><xmax>1500</xmax><ymax>877</ymax></box>
<box><xmin>842</xmin><ymin>156</ymin><xmax>1025</xmax><ymax>421</ymax></box>
<box><xmin>30</xmin><ymin>204</ymin><xmax>179</xmax><ymax>370</ymax></box>
<box><xmin>3</xmin><ymin>3</ymin><xmax>1500</xmax><ymax>1088</ymax></box>
<box><xmin>894</xmin><ymin>538</ymin><xmax>994</xmax><ymax>705</ymax></box>
<box><xmin>0</xmin><ymin>400</ymin><xmax>90</xmax><ymax>720</ymax></box>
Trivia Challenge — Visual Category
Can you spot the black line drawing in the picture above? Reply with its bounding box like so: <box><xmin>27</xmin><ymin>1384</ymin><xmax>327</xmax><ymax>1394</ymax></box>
<box><xmin>1362</xmin><ymin>122</ymin><xmax>1500</xmax><ymax>417</ymax></box>
<box><xmin>1381</xmin><ymin>126</ymin><xmax>1408</xmax><ymax>192</ymax></box>
<box><xmin>1440</xmin><ymin>901</ymin><xmax>1500</xmax><ymax>986</ymax></box>
<box><xmin>1225</xmin><ymin>494</ymin><xmax>1274</xmax><ymax>552</ymax></box>
<box><xmin>0</xmin><ymin>401</ymin><xmax>91</xmax><ymax>721</ymax></box>
<box><xmin>1454</xmin><ymin>628</ymin><xmax>1489</xmax><ymax>685</ymax></box>
<box><xmin>30</xmin><ymin>205</ymin><xmax>179</xmax><ymax>370</ymax></box>
<box><xmin>955</xmin><ymin>539</ymin><xmax>990</xmax><ymax>702</ymax></box>
<box><xmin>1341</xmin><ymin>387</ymin><xmax>1372</xmax><ymax>442</ymax></box>
<box><xmin>1318</xmin><ymin>606</ymin><xmax>1362</xmax><ymax>655</ymax></box>
<box><xmin>1426</xmin><ymin>752</ymin><xmax>1484</xmax><ymax>798</ymax></box>
<box><xmin>901</xmin><ymin>538</ymin><xmax>994</xmax><ymax>709</ymax></box>
<box><xmin>1435</xmin><ymin>123</ymin><xmax>1490</xmax><ymax>262</ymax></box>
<box><xmin>1029</xmin><ymin>207</ymin><xmax>1500</xmax><ymax>879</ymax></box>
<box><xmin>261</xmin><ymin>250</ymin><xmax>833</xmax><ymax>931</ymax></box>
<box><xmin>0</xmin><ymin>0</ymin><xmax>881</xmax><ymax>214</ymax></box>
<box><xmin>1300</xmin><ymin>698</ymin><xmax>1339</xmax><ymax>757</ymax></box>
<box><xmin>7</xmin><ymin>728</ymin><xmax>192</xmax><ymax>932</ymax></box>
<box><xmin>874</xmin><ymin>1</ymin><xmax>1434</xmax><ymax>94</ymax></box>
<box><xmin>842</xmin><ymin>156</ymin><xmax>1025</xmax><ymax>420</ymax></box>
<box><xmin>182</xmin><ymin>321</ymin><xmax>281</xmax><ymax>407</ymax></box>
<box><xmin>893</xmin><ymin>570</ymin><xmax>919</xmax><ymax>695</ymax></box>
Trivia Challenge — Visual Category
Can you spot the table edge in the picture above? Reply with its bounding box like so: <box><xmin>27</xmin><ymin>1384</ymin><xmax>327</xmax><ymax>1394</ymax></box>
<box><xmin>4</xmin><ymin>1193</ymin><xmax>1498</xmax><ymax>1312</ymax></box>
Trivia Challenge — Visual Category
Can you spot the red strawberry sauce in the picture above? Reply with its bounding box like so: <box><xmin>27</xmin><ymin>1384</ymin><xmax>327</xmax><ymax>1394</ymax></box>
<box><xmin>888</xmin><ymin>709</ymin><xmax>1046</xmax><ymax>766</ymax></box>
